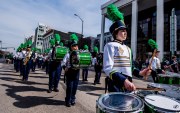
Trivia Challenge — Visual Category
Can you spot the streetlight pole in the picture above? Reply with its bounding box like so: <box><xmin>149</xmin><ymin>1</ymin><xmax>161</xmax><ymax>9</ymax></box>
<box><xmin>0</xmin><ymin>40</ymin><xmax>2</xmax><ymax>50</ymax></box>
<box><xmin>74</xmin><ymin>14</ymin><xmax>84</xmax><ymax>38</ymax></box>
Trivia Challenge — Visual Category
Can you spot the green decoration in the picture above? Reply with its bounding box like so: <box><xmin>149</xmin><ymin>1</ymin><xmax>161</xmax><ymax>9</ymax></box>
<box><xmin>148</xmin><ymin>39</ymin><xmax>158</xmax><ymax>50</ymax></box>
<box><xmin>49</xmin><ymin>39</ymin><xmax>55</xmax><ymax>46</ymax></box>
<box><xmin>55</xmin><ymin>34</ymin><xmax>61</xmax><ymax>43</ymax></box>
<box><xmin>107</xmin><ymin>4</ymin><xmax>124</xmax><ymax>22</ymax></box>
<box><xmin>70</xmin><ymin>34</ymin><xmax>78</xmax><ymax>42</ymax></box>
<box><xmin>60</xmin><ymin>42</ymin><xmax>64</xmax><ymax>46</ymax></box>
<box><xmin>93</xmin><ymin>46</ymin><xmax>98</xmax><ymax>53</ymax></box>
<box><xmin>84</xmin><ymin>45</ymin><xmax>88</xmax><ymax>50</ymax></box>
<box><xmin>27</xmin><ymin>40</ymin><xmax>32</xmax><ymax>47</ymax></box>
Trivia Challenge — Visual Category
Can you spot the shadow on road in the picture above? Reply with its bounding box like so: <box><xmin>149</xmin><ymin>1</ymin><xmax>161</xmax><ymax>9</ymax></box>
<box><xmin>86</xmin><ymin>92</ymin><xmax>102</xmax><ymax>97</ymax></box>
<box><xmin>78</xmin><ymin>84</ymin><xmax>105</xmax><ymax>92</ymax></box>
<box><xmin>1</xmin><ymin>84</ymin><xmax>65</xmax><ymax>108</ymax></box>
<box><xmin>0</xmin><ymin>77</ymin><xmax>48</xmax><ymax>86</ymax></box>
<box><xmin>0</xmin><ymin>72</ymin><xmax>19</xmax><ymax>76</ymax></box>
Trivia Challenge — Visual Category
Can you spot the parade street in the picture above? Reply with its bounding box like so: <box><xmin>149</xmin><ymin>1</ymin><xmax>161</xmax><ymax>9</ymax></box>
<box><xmin>0</xmin><ymin>63</ymin><xmax>151</xmax><ymax>113</ymax></box>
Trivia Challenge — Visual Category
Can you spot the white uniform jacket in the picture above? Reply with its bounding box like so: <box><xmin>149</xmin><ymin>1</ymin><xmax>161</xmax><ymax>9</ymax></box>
<box><xmin>103</xmin><ymin>41</ymin><xmax>132</xmax><ymax>77</ymax></box>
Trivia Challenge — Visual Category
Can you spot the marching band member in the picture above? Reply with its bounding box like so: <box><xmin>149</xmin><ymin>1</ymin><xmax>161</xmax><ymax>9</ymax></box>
<box><xmin>14</xmin><ymin>47</ymin><xmax>21</xmax><ymax>72</ymax></box>
<box><xmin>47</xmin><ymin>34</ymin><xmax>62</xmax><ymax>93</ymax></box>
<box><xmin>31</xmin><ymin>48</ymin><xmax>37</xmax><ymax>72</ymax></box>
<box><xmin>82</xmin><ymin>45</ymin><xmax>89</xmax><ymax>81</ymax></box>
<box><xmin>103</xmin><ymin>4</ymin><xmax>136</xmax><ymax>92</ymax></box>
<box><xmin>93</xmin><ymin>47</ymin><xmax>103</xmax><ymax>85</ymax></box>
<box><xmin>22</xmin><ymin>40</ymin><xmax>32</xmax><ymax>81</ymax></box>
<box><xmin>62</xmin><ymin>34</ymin><xmax>79</xmax><ymax>107</ymax></box>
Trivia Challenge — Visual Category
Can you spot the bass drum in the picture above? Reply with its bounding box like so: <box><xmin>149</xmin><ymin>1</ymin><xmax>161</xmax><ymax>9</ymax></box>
<box><xmin>144</xmin><ymin>95</ymin><xmax>180</xmax><ymax>113</ymax></box>
<box><xmin>70</xmin><ymin>51</ymin><xmax>92</xmax><ymax>69</ymax></box>
<box><xmin>55</xmin><ymin>47</ymin><xmax>69</xmax><ymax>60</ymax></box>
<box><xmin>96</xmin><ymin>92</ymin><xmax>144</xmax><ymax>113</ymax></box>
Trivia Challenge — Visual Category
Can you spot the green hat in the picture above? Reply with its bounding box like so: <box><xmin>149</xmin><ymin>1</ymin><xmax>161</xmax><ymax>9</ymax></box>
<box><xmin>84</xmin><ymin>45</ymin><xmax>88</xmax><ymax>50</ymax></box>
<box><xmin>107</xmin><ymin>4</ymin><xmax>126</xmax><ymax>36</ymax></box>
<box><xmin>49</xmin><ymin>39</ymin><xmax>55</xmax><ymax>46</ymax></box>
<box><xmin>93</xmin><ymin>46</ymin><xmax>98</xmax><ymax>53</ymax></box>
<box><xmin>54</xmin><ymin>34</ymin><xmax>61</xmax><ymax>44</ymax></box>
<box><xmin>70</xmin><ymin>34</ymin><xmax>79</xmax><ymax>47</ymax></box>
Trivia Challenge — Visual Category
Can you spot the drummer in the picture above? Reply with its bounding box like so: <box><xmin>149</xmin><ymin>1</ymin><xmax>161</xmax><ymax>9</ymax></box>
<box><xmin>103</xmin><ymin>4</ymin><xmax>136</xmax><ymax>92</ymax></box>
<box><xmin>62</xmin><ymin>34</ymin><xmax>80</xmax><ymax>107</ymax></box>
<box><xmin>82</xmin><ymin>45</ymin><xmax>89</xmax><ymax>81</ymax></box>
<box><xmin>47</xmin><ymin>34</ymin><xmax>62</xmax><ymax>93</ymax></box>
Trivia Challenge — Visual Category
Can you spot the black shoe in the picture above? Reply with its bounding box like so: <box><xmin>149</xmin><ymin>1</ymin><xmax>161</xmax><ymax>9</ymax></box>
<box><xmin>97</xmin><ymin>82</ymin><xmax>101</xmax><ymax>84</ymax></box>
<box><xmin>47</xmin><ymin>89</ymin><xmax>52</xmax><ymax>93</ymax></box>
<box><xmin>71</xmin><ymin>102</ymin><xmax>76</xmax><ymax>106</ymax></box>
<box><xmin>65</xmin><ymin>103</ymin><xmax>71</xmax><ymax>107</ymax></box>
<box><xmin>54</xmin><ymin>88</ymin><xmax>59</xmax><ymax>92</ymax></box>
<box><xmin>85</xmin><ymin>79</ymin><xmax>88</xmax><ymax>81</ymax></box>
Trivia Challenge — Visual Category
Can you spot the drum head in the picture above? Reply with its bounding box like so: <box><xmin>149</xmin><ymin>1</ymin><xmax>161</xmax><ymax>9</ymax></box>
<box><xmin>145</xmin><ymin>95</ymin><xmax>180</xmax><ymax>112</ymax></box>
<box><xmin>97</xmin><ymin>92</ymin><xmax>144</xmax><ymax>112</ymax></box>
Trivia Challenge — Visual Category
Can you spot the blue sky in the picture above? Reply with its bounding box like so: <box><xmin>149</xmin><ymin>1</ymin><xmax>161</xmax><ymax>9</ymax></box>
<box><xmin>0</xmin><ymin>0</ymin><xmax>111</xmax><ymax>52</ymax></box>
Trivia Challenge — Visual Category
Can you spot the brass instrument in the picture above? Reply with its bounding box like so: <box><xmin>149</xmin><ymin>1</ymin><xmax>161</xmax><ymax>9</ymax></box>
<box><xmin>23</xmin><ymin>51</ymin><xmax>32</xmax><ymax>65</ymax></box>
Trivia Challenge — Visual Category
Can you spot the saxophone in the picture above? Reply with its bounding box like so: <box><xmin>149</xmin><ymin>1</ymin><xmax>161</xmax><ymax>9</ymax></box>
<box><xmin>23</xmin><ymin>51</ymin><xmax>32</xmax><ymax>65</ymax></box>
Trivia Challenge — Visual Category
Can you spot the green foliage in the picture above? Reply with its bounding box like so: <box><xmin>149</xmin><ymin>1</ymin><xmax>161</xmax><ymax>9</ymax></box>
<box><xmin>148</xmin><ymin>39</ymin><xmax>158</xmax><ymax>49</ymax></box>
<box><xmin>107</xmin><ymin>4</ymin><xmax>124</xmax><ymax>22</ymax></box>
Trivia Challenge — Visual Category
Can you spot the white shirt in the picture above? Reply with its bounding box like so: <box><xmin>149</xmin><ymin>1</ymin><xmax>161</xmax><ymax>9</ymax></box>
<box><xmin>149</xmin><ymin>57</ymin><xmax>161</xmax><ymax>71</ymax></box>
<box><xmin>62</xmin><ymin>53</ymin><xmax>70</xmax><ymax>68</ymax></box>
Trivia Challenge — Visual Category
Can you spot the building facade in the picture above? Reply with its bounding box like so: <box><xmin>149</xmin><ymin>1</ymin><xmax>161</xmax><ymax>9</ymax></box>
<box><xmin>34</xmin><ymin>23</ymin><xmax>50</xmax><ymax>52</ymax></box>
<box><xmin>42</xmin><ymin>29</ymin><xmax>70</xmax><ymax>52</ymax></box>
<box><xmin>26</xmin><ymin>35</ymin><xmax>35</xmax><ymax>47</ymax></box>
<box><xmin>101</xmin><ymin>0</ymin><xmax>180</xmax><ymax>61</ymax></box>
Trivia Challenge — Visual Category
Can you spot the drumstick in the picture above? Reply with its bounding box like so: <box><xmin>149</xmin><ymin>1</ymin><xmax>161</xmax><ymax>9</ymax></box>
<box><xmin>136</xmin><ymin>87</ymin><xmax>166</xmax><ymax>91</ymax></box>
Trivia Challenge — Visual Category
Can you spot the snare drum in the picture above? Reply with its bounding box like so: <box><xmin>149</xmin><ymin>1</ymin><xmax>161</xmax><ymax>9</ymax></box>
<box><xmin>96</xmin><ymin>92</ymin><xmax>144</xmax><ymax>113</ymax></box>
<box><xmin>173</xmin><ymin>74</ymin><xmax>180</xmax><ymax>85</ymax></box>
<box><xmin>70</xmin><ymin>51</ymin><xmax>92</xmax><ymax>69</ymax></box>
<box><xmin>148</xmin><ymin>83</ymin><xmax>180</xmax><ymax>101</ymax></box>
<box><xmin>144</xmin><ymin>95</ymin><xmax>180</xmax><ymax>113</ymax></box>
<box><xmin>55</xmin><ymin>47</ymin><xmax>68</xmax><ymax>60</ymax></box>
<box><xmin>158</xmin><ymin>74</ymin><xmax>174</xmax><ymax>84</ymax></box>
<box><xmin>134</xmin><ymin>90</ymin><xmax>155</xmax><ymax>99</ymax></box>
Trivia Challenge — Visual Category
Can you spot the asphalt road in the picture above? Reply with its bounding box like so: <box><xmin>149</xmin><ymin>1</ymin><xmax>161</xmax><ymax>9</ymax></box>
<box><xmin>0</xmin><ymin>63</ymin><xmax>151</xmax><ymax>113</ymax></box>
